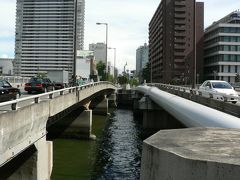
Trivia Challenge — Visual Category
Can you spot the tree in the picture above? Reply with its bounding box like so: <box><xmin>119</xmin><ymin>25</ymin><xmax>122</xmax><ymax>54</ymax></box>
<box><xmin>128</xmin><ymin>77</ymin><xmax>139</xmax><ymax>86</ymax></box>
<box><xmin>235</xmin><ymin>73</ymin><xmax>240</xmax><ymax>82</ymax></box>
<box><xmin>118</xmin><ymin>75</ymin><xmax>128</xmax><ymax>85</ymax></box>
<box><xmin>96</xmin><ymin>61</ymin><xmax>106</xmax><ymax>81</ymax></box>
<box><xmin>141</xmin><ymin>62</ymin><xmax>151</xmax><ymax>83</ymax></box>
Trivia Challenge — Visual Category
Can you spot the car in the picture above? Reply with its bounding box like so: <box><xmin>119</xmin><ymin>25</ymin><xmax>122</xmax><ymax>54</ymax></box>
<box><xmin>0</xmin><ymin>80</ymin><xmax>21</xmax><ymax>102</ymax></box>
<box><xmin>24</xmin><ymin>77</ymin><xmax>54</xmax><ymax>94</ymax></box>
<box><xmin>52</xmin><ymin>82</ymin><xmax>65</xmax><ymax>90</ymax></box>
<box><xmin>199</xmin><ymin>80</ymin><xmax>239</xmax><ymax>104</ymax></box>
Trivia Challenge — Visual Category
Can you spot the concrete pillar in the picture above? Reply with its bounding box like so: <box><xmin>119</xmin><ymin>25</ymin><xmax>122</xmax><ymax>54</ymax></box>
<box><xmin>63</xmin><ymin>110</ymin><xmax>95</xmax><ymax>140</ymax></box>
<box><xmin>108</xmin><ymin>93</ymin><xmax>117</xmax><ymax>108</ymax></box>
<box><xmin>7</xmin><ymin>138</ymin><xmax>53</xmax><ymax>180</ymax></box>
<box><xmin>93</xmin><ymin>95</ymin><xmax>109</xmax><ymax>115</ymax></box>
<box><xmin>140</xmin><ymin>128</ymin><xmax>240</xmax><ymax>180</ymax></box>
<box><xmin>138</xmin><ymin>96</ymin><xmax>183</xmax><ymax>130</ymax></box>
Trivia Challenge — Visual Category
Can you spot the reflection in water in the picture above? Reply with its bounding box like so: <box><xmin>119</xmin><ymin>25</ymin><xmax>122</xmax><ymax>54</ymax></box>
<box><xmin>93</xmin><ymin>109</ymin><xmax>143</xmax><ymax>180</ymax></box>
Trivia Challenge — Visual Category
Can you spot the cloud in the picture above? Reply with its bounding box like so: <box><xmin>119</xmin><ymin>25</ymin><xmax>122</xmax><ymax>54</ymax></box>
<box><xmin>202</xmin><ymin>0</ymin><xmax>240</xmax><ymax>27</ymax></box>
<box><xmin>85</xmin><ymin>0</ymin><xmax>159</xmax><ymax>70</ymax></box>
<box><xmin>0</xmin><ymin>1</ymin><xmax>16</xmax><ymax>57</ymax></box>
<box><xmin>1</xmin><ymin>0</ymin><xmax>240</xmax><ymax>70</ymax></box>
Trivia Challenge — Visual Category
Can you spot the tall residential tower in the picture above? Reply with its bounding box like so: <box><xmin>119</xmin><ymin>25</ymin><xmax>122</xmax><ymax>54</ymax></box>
<box><xmin>15</xmin><ymin>0</ymin><xmax>85</xmax><ymax>77</ymax></box>
<box><xmin>149</xmin><ymin>0</ymin><xmax>204</xmax><ymax>84</ymax></box>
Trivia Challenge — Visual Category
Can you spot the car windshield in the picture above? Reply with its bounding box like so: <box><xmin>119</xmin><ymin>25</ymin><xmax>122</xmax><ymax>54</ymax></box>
<box><xmin>212</xmin><ymin>82</ymin><xmax>232</xmax><ymax>89</ymax></box>
<box><xmin>0</xmin><ymin>80</ymin><xmax>11</xmax><ymax>88</ymax></box>
<box><xmin>29</xmin><ymin>78</ymin><xmax>43</xmax><ymax>83</ymax></box>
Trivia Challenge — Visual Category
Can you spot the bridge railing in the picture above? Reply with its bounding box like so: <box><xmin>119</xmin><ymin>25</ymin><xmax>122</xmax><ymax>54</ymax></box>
<box><xmin>147</xmin><ymin>83</ymin><xmax>240</xmax><ymax>103</ymax></box>
<box><xmin>136</xmin><ymin>85</ymin><xmax>240</xmax><ymax>128</ymax></box>
<box><xmin>0</xmin><ymin>81</ymin><xmax>115</xmax><ymax>111</ymax></box>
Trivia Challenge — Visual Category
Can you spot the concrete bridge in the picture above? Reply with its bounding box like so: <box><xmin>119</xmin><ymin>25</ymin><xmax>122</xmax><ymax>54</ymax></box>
<box><xmin>0</xmin><ymin>81</ymin><xmax>116</xmax><ymax>179</ymax></box>
<box><xmin>1</xmin><ymin>81</ymin><xmax>240</xmax><ymax>180</ymax></box>
<box><xmin>131</xmin><ymin>84</ymin><xmax>240</xmax><ymax>180</ymax></box>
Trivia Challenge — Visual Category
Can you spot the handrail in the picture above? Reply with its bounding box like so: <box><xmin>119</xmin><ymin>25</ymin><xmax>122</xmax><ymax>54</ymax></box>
<box><xmin>147</xmin><ymin>83</ymin><xmax>240</xmax><ymax>102</ymax></box>
<box><xmin>136</xmin><ymin>85</ymin><xmax>240</xmax><ymax>128</ymax></box>
<box><xmin>0</xmin><ymin>81</ymin><xmax>115</xmax><ymax>110</ymax></box>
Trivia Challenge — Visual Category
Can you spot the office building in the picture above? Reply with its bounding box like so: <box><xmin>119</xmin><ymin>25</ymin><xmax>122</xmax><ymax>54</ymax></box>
<box><xmin>149</xmin><ymin>0</ymin><xmax>204</xmax><ymax>84</ymax></box>
<box><xmin>89</xmin><ymin>43</ymin><xmax>106</xmax><ymax>63</ymax></box>
<box><xmin>136</xmin><ymin>43</ymin><xmax>149</xmax><ymax>82</ymax></box>
<box><xmin>0</xmin><ymin>58</ymin><xmax>14</xmax><ymax>75</ymax></box>
<box><xmin>15</xmin><ymin>0</ymin><xmax>85</xmax><ymax>77</ymax></box>
<box><xmin>204</xmin><ymin>10</ymin><xmax>240</xmax><ymax>83</ymax></box>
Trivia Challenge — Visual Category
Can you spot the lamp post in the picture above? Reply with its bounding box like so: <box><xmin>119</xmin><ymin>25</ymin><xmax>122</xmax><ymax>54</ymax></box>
<box><xmin>108</xmin><ymin>47</ymin><xmax>116</xmax><ymax>79</ymax></box>
<box><xmin>96</xmin><ymin>22</ymin><xmax>108</xmax><ymax>80</ymax></box>
<box><xmin>192</xmin><ymin>0</ymin><xmax>196</xmax><ymax>89</ymax></box>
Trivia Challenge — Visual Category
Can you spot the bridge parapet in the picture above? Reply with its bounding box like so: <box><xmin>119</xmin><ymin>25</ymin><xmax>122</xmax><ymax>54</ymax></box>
<box><xmin>136</xmin><ymin>85</ymin><xmax>240</xmax><ymax>128</ymax></box>
<box><xmin>0</xmin><ymin>81</ymin><xmax>116</xmax><ymax>167</ymax></box>
<box><xmin>145</xmin><ymin>83</ymin><xmax>240</xmax><ymax>117</ymax></box>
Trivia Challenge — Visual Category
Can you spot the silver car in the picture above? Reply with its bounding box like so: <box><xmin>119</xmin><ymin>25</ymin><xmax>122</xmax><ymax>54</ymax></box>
<box><xmin>199</xmin><ymin>80</ymin><xmax>239</xmax><ymax>104</ymax></box>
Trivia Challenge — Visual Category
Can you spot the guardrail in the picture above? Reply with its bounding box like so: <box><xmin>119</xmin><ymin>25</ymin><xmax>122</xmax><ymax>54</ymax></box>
<box><xmin>136</xmin><ymin>85</ymin><xmax>240</xmax><ymax>128</ymax></box>
<box><xmin>0</xmin><ymin>81</ymin><xmax>114</xmax><ymax>111</ymax></box>
<box><xmin>0</xmin><ymin>76</ymin><xmax>30</xmax><ymax>84</ymax></box>
<box><xmin>147</xmin><ymin>83</ymin><xmax>240</xmax><ymax>103</ymax></box>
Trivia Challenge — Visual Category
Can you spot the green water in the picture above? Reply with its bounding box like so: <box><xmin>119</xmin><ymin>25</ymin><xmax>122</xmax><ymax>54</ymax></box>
<box><xmin>50</xmin><ymin>114</ymin><xmax>108</xmax><ymax>180</ymax></box>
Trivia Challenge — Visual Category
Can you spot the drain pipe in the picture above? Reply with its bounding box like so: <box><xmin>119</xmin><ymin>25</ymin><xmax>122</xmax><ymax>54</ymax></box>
<box><xmin>136</xmin><ymin>85</ymin><xmax>240</xmax><ymax>128</ymax></box>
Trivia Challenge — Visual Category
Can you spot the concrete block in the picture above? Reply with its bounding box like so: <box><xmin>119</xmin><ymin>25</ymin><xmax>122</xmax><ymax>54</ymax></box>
<box><xmin>63</xmin><ymin>110</ymin><xmax>94</xmax><ymax>140</ymax></box>
<box><xmin>141</xmin><ymin>128</ymin><xmax>240</xmax><ymax>180</ymax></box>
<box><xmin>93</xmin><ymin>97</ymin><xmax>109</xmax><ymax>115</ymax></box>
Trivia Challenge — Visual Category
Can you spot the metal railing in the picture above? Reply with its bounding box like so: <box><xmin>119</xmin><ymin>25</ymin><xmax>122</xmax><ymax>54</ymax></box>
<box><xmin>0</xmin><ymin>76</ymin><xmax>30</xmax><ymax>84</ymax></box>
<box><xmin>136</xmin><ymin>85</ymin><xmax>240</xmax><ymax>128</ymax></box>
<box><xmin>0</xmin><ymin>81</ymin><xmax>115</xmax><ymax>111</ymax></box>
<box><xmin>147</xmin><ymin>83</ymin><xmax>240</xmax><ymax>102</ymax></box>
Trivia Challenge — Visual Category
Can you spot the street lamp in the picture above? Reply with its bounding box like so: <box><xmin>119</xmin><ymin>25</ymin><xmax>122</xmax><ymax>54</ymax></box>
<box><xmin>192</xmin><ymin>0</ymin><xmax>196</xmax><ymax>89</ymax></box>
<box><xmin>108</xmin><ymin>47</ymin><xmax>116</xmax><ymax>79</ymax></box>
<box><xmin>96</xmin><ymin>22</ymin><xmax>108</xmax><ymax>80</ymax></box>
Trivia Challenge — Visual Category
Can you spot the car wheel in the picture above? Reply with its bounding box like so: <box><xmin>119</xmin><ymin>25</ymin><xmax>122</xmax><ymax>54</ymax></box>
<box><xmin>232</xmin><ymin>101</ymin><xmax>237</xmax><ymax>104</ymax></box>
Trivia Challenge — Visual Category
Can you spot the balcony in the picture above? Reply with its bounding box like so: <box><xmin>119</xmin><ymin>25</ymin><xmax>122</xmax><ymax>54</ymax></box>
<box><xmin>175</xmin><ymin>19</ymin><xmax>185</xmax><ymax>25</ymax></box>
<box><xmin>175</xmin><ymin>7</ymin><xmax>186</xmax><ymax>12</ymax></box>
<box><xmin>174</xmin><ymin>13</ymin><xmax>185</xmax><ymax>18</ymax></box>
<box><xmin>175</xmin><ymin>1</ymin><xmax>186</xmax><ymax>6</ymax></box>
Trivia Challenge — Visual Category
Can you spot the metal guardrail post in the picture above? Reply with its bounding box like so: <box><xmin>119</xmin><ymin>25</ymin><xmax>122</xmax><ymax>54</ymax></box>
<box><xmin>34</xmin><ymin>97</ymin><xmax>40</xmax><ymax>103</ymax></box>
<box><xmin>49</xmin><ymin>93</ymin><xmax>54</xmax><ymax>99</ymax></box>
<box><xmin>11</xmin><ymin>103</ymin><xmax>17</xmax><ymax>110</ymax></box>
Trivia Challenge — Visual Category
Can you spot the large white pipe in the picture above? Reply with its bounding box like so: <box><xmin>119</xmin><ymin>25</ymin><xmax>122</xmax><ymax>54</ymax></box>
<box><xmin>136</xmin><ymin>85</ymin><xmax>240</xmax><ymax>128</ymax></box>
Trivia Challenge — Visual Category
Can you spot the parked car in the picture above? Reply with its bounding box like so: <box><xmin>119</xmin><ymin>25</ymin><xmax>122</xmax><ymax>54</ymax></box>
<box><xmin>199</xmin><ymin>80</ymin><xmax>239</xmax><ymax>104</ymax></box>
<box><xmin>24</xmin><ymin>77</ymin><xmax>54</xmax><ymax>94</ymax></box>
<box><xmin>0</xmin><ymin>80</ymin><xmax>21</xmax><ymax>102</ymax></box>
<box><xmin>52</xmin><ymin>82</ymin><xmax>65</xmax><ymax>90</ymax></box>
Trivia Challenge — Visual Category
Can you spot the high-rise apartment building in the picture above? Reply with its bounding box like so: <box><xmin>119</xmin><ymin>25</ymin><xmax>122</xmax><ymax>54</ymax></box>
<box><xmin>204</xmin><ymin>11</ymin><xmax>240</xmax><ymax>83</ymax></box>
<box><xmin>15</xmin><ymin>0</ymin><xmax>85</xmax><ymax>77</ymax></box>
<box><xmin>136</xmin><ymin>43</ymin><xmax>148</xmax><ymax>82</ymax></box>
<box><xmin>149</xmin><ymin>0</ymin><xmax>204</xmax><ymax>84</ymax></box>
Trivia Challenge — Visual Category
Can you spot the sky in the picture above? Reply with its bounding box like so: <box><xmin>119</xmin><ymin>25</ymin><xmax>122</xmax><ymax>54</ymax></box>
<box><xmin>0</xmin><ymin>0</ymin><xmax>240</xmax><ymax>72</ymax></box>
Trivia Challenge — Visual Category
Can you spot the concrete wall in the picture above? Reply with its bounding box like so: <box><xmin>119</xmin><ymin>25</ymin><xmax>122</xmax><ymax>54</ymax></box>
<box><xmin>0</xmin><ymin>82</ymin><xmax>116</xmax><ymax>177</ymax></box>
<box><xmin>141</xmin><ymin>128</ymin><xmax>240</xmax><ymax>180</ymax></box>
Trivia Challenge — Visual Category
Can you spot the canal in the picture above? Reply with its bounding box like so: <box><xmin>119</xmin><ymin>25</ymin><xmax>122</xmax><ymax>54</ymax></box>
<box><xmin>49</xmin><ymin>108</ymin><xmax>144</xmax><ymax>180</ymax></box>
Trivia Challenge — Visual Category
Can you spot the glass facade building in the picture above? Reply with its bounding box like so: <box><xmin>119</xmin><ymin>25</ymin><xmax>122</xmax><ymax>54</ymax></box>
<box><xmin>136</xmin><ymin>43</ymin><xmax>148</xmax><ymax>82</ymax></box>
<box><xmin>204</xmin><ymin>11</ymin><xmax>240</xmax><ymax>83</ymax></box>
<box><xmin>15</xmin><ymin>0</ymin><xmax>85</xmax><ymax>77</ymax></box>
